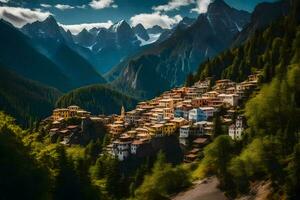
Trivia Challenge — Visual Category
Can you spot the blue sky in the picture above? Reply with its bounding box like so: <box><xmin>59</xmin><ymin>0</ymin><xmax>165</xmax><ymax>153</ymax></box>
<box><xmin>0</xmin><ymin>0</ymin><xmax>277</xmax><ymax>33</ymax></box>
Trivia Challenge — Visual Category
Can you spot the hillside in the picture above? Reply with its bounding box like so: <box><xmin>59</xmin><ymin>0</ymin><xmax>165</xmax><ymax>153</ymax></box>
<box><xmin>56</xmin><ymin>84</ymin><xmax>138</xmax><ymax>115</ymax></box>
<box><xmin>188</xmin><ymin>0</ymin><xmax>297</xmax><ymax>84</ymax></box>
<box><xmin>0</xmin><ymin>66</ymin><xmax>62</xmax><ymax>126</ymax></box>
<box><xmin>21</xmin><ymin>16</ymin><xmax>107</xmax><ymax>88</ymax></box>
<box><xmin>188</xmin><ymin>1</ymin><xmax>300</xmax><ymax>199</ymax></box>
<box><xmin>232</xmin><ymin>0</ymin><xmax>290</xmax><ymax>46</ymax></box>
<box><xmin>0</xmin><ymin>20</ymin><xmax>72</xmax><ymax>91</ymax></box>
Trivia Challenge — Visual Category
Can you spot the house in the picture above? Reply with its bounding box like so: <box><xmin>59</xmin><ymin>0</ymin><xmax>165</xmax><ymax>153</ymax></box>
<box><xmin>112</xmin><ymin>136</ymin><xmax>132</xmax><ymax>161</ymax></box>
<box><xmin>109</xmin><ymin>124</ymin><xmax>125</xmax><ymax>137</ymax></box>
<box><xmin>199</xmin><ymin>107</ymin><xmax>216</xmax><ymax>118</ymax></box>
<box><xmin>193</xmin><ymin>79</ymin><xmax>211</xmax><ymax>89</ymax></box>
<box><xmin>189</xmin><ymin>108</ymin><xmax>207</xmax><ymax>122</ymax></box>
<box><xmin>163</xmin><ymin>123</ymin><xmax>177</xmax><ymax>135</ymax></box>
<box><xmin>52</xmin><ymin>105</ymin><xmax>91</xmax><ymax>120</ymax></box>
<box><xmin>131</xmin><ymin>140</ymin><xmax>144</xmax><ymax>154</ymax></box>
<box><xmin>125</xmin><ymin>110</ymin><xmax>141</xmax><ymax>125</ymax></box>
<box><xmin>192</xmin><ymin>137</ymin><xmax>210</xmax><ymax>148</ymax></box>
<box><xmin>179</xmin><ymin>124</ymin><xmax>205</xmax><ymax>138</ymax></box>
<box><xmin>163</xmin><ymin>108</ymin><xmax>174</xmax><ymax>119</ymax></box>
<box><xmin>149</xmin><ymin>124</ymin><xmax>164</xmax><ymax>137</ymax></box>
<box><xmin>215</xmin><ymin>79</ymin><xmax>235</xmax><ymax>89</ymax></box>
<box><xmin>218</xmin><ymin>94</ymin><xmax>240</xmax><ymax>107</ymax></box>
<box><xmin>53</xmin><ymin>108</ymin><xmax>70</xmax><ymax>120</ymax></box>
<box><xmin>191</xmin><ymin>98</ymin><xmax>209</xmax><ymax>108</ymax></box>
<box><xmin>228</xmin><ymin>116</ymin><xmax>245</xmax><ymax>140</ymax></box>
<box><xmin>184</xmin><ymin>148</ymin><xmax>201</xmax><ymax>163</ymax></box>
<box><xmin>202</xmin><ymin>91</ymin><xmax>220</xmax><ymax>98</ymax></box>
<box><xmin>158</xmin><ymin>99</ymin><xmax>174</xmax><ymax>108</ymax></box>
<box><xmin>170</xmin><ymin>118</ymin><xmax>189</xmax><ymax>128</ymax></box>
<box><xmin>174</xmin><ymin>104</ymin><xmax>192</xmax><ymax>119</ymax></box>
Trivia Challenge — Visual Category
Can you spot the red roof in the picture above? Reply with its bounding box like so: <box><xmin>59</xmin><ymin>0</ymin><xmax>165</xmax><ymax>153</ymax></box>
<box><xmin>193</xmin><ymin>138</ymin><xmax>208</xmax><ymax>144</ymax></box>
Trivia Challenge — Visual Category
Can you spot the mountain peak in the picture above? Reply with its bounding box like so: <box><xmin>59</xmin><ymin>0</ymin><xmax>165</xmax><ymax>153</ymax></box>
<box><xmin>133</xmin><ymin>23</ymin><xmax>149</xmax><ymax>41</ymax></box>
<box><xmin>135</xmin><ymin>23</ymin><xmax>145</xmax><ymax>29</ymax></box>
<box><xmin>43</xmin><ymin>15</ymin><xmax>57</xmax><ymax>25</ymax></box>
<box><xmin>79</xmin><ymin>28</ymin><xmax>89</xmax><ymax>34</ymax></box>
<box><xmin>209</xmin><ymin>0</ymin><xmax>229</xmax><ymax>9</ymax></box>
<box><xmin>110</xmin><ymin>20</ymin><xmax>131</xmax><ymax>32</ymax></box>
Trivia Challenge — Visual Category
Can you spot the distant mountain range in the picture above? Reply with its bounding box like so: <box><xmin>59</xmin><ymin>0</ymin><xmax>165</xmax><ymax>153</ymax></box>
<box><xmin>0</xmin><ymin>19</ymin><xmax>72</xmax><ymax>91</ymax></box>
<box><xmin>21</xmin><ymin>16</ymin><xmax>106</xmax><ymax>90</ymax></box>
<box><xmin>0</xmin><ymin>0</ymin><xmax>291</xmax><ymax>109</ymax></box>
<box><xmin>111</xmin><ymin>0</ymin><xmax>251</xmax><ymax>99</ymax></box>
<box><xmin>70</xmin><ymin>20</ymin><xmax>168</xmax><ymax>73</ymax></box>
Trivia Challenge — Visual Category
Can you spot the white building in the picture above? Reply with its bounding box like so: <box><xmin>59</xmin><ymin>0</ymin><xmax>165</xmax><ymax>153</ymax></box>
<box><xmin>180</xmin><ymin>125</ymin><xmax>191</xmax><ymax>138</ymax></box>
<box><xmin>228</xmin><ymin>116</ymin><xmax>245</xmax><ymax>140</ymax></box>
<box><xmin>131</xmin><ymin>140</ymin><xmax>144</xmax><ymax>154</ymax></box>
<box><xmin>218</xmin><ymin>94</ymin><xmax>240</xmax><ymax>107</ymax></box>
<box><xmin>112</xmin><ymin>140</ymin><xmax>132</xmax><ymax>161</ymax></box>
<box><xmin>199</xmin><ymin>107</ymin><xmax>216</xmax><ymax>118</ymax></box>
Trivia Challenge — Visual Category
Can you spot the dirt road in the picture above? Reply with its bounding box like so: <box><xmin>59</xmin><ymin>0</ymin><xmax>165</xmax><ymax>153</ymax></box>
<box><xmin>172</xmin><ymin>177</ymin><xmax>227</xmax><ymax>200</ymax></box>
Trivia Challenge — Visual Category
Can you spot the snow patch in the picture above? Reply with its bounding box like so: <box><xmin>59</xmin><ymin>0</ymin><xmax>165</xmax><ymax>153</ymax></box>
<box><xmin>235</xmin><ymin>23</ymin><xmax>242</xmax><ymax>32</ymax></box>
<box><xmin>136</xmin><ymin>33</ymin><xmax>161</xmax><ymax>46</ymax></box>
<box><xmin>205</xmin><ymin>48</ymin><xmax>208</xmax><ymax>57</ymax></box>
<box><xmin>111</xmin><ymin>20</ymin><xmax>125</xmax><ymax>32</ymax></box>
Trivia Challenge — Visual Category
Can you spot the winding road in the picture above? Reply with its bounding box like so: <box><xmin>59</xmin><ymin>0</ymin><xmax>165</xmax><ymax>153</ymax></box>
<box><xmin>172</xmin><ymin>177</ymin><xmax>227</xmax><ymax>200</ymax></box>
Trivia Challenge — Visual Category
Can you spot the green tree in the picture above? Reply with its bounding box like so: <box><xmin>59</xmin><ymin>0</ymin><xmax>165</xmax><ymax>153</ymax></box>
<box><xmin>285</xmin><ymin>143</ymin><xmax>300</xmax><ymax>199</ymax></box>
<box><xmin>0</xmin><ymin>124</ymin><xmax>50</xmax><ymax>200</ymax></box>
<box><xmin>135</xmin><ymin>151</ymin><xmax>190</xmax><ymax>200</ymax></box>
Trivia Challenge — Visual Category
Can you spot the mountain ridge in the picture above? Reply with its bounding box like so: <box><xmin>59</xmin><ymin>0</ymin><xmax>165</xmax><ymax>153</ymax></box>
<box><xmin>111</xmin><ymin>0</ymin><xmax>251</xmax><ymax>99</ymax></box>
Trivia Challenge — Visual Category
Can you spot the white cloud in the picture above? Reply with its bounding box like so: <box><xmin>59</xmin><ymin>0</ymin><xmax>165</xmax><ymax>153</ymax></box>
<box><xmin>76</xmin><ymin>5</ymin><xmax>87</xmax><ymax>9</ymax></box>
<box><xmin>55</xmin><ymin>4</ymin><xmax>75</xmax><ymax>10</ymax></box>
<box><xmin>191</xmin><ymin>0</ymin><xmax>212</xmax><ymax>14</ymax></box>
<box><xmin>0</xmin><ymin>0</ymin><xmax>9</xmax><ymax>3</ymax></box>
<box><xmin>60</xmin><ymin>20</ymin><xmax>114</xmax><ymax>34</ymax></box>
<box><xmin>89</xmin><ymin>0</ymin><xmax>117</xmax><ymax>9</ymax></box>
<box><xmin>153</xmin><ymin>0</ymin><xmax>195</xmax><ymax>12</ymax></box>
<box><xmin>0</xmin><ymin>6</ymin><xmax>51</xmax><ymax>28</ymax></box>
<box><xmin>130</xmin><ymin>12</ymin><xmax>182</xmax><ymax>29</ymax></box>
<box><xmin>40</xmin><ymin>4</ymin><xmax>52</xmax><ymax>8</ymax></box>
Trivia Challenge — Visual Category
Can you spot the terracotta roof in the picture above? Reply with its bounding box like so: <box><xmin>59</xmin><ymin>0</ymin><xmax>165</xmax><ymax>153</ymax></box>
<box><xmin>67</xmin><ymin>125</ymin><xmax>79</xmax><ymax>129</ymax></box>
<box><xmin>193</xmin><ymin>138</ymin><xmax>208</xmax><ymax>144</ymax></box>
<box><xmin>185</xmin><ymin>154</ymin><xmax>198</xmax><ymax>158</ymax></box>
<box><xmin>132</xmin><ymin>140</ymin><xmax>144</xmax><ymax>145</ymax></box>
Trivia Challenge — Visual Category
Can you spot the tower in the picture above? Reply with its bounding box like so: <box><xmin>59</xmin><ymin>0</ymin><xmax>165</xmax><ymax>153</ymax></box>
<box><xmin>121</xmin><ymin>105</ymin><xmax>125</xmax><ymax>119</ymax></box>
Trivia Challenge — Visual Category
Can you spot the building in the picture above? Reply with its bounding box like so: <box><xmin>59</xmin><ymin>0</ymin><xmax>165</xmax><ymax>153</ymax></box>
<box><xmin>149</xmin><ymin>124</ymin><xmax>164</xmax><ymax>137</ymax></box>
<box><xmin>193</xmin><ymin>79</ymin><xmax>211</xmax><ymax>89</ymax></box>
<box><xmin>163</xmin><ymin>108</ymin><xmax>174</xmax><ymax>119</ymax></box>
<box><xmin>125</xmin><ymin>110</ymin><xmax>140</xmax><ymax>125</ymax></box>
<box><xmin>228</xmin><ymin>116</ymin><xmax>245</xmax><ymax>140</ymax></box>
<box><xmin>162</xmin><ymin>123</ymin><xmax>177</xmax><ymax>135</ymax></box>
<box><xmin>52</xmin><ymin>105</ymin><xmax>91</xmax><ymax>120</ymax></box>
<box><xmin>174</xmin><ymin>104</ymin><xmax>192</xmax><ymax>119</ymax></box>
<box><xmin>109</xmin><ymin>124</ymin><xmax>125</xmax><ymax>137</ymax></box>
<box><xmin>158</xmin><ymin>99</ymin><xmax>174</xmax><ymax>108</ymax></box>
<box><xmin>218</xmin><ymin>94</ymin><xmax>240</xmax><ymax>107</ymax></box>
<box><xmin>189</xmin><ymin>108</ymin><xmax>207</xmax><ymax>122</ymax></box>
<box><xmin>179</xmin><ymin>125</ymin><xmax>190</xmax><ymax>138</ymax></box>
<box><xmin>112</xmin><ymin>136</ymin><xmax>132</xmax><ymax>161</ymax></box>
<box><xmin>199</xmin><ymin>107</ymin><xmax>215</xmax><ymax>118</ymax></box>
<box><xmin>179</xmin><ymin>124</ymin><xmax>205</xmax><ymax>138</ymax></box>
<box><xmin>191</xmin><ymin>98</ymin><xmax>208</xmax><ymax>108</ymax></box>
<box><xmin>131</xmin><ymin>140</ymin><xmax>144</xmax><ymax>154</ymax></box>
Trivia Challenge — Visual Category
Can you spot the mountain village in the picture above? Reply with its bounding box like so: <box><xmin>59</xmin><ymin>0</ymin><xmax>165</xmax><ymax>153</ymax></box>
<box><xmin>45</xmin><ymin>72</ymin><xmax>261</xmax><ymax>162</ymax></box>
